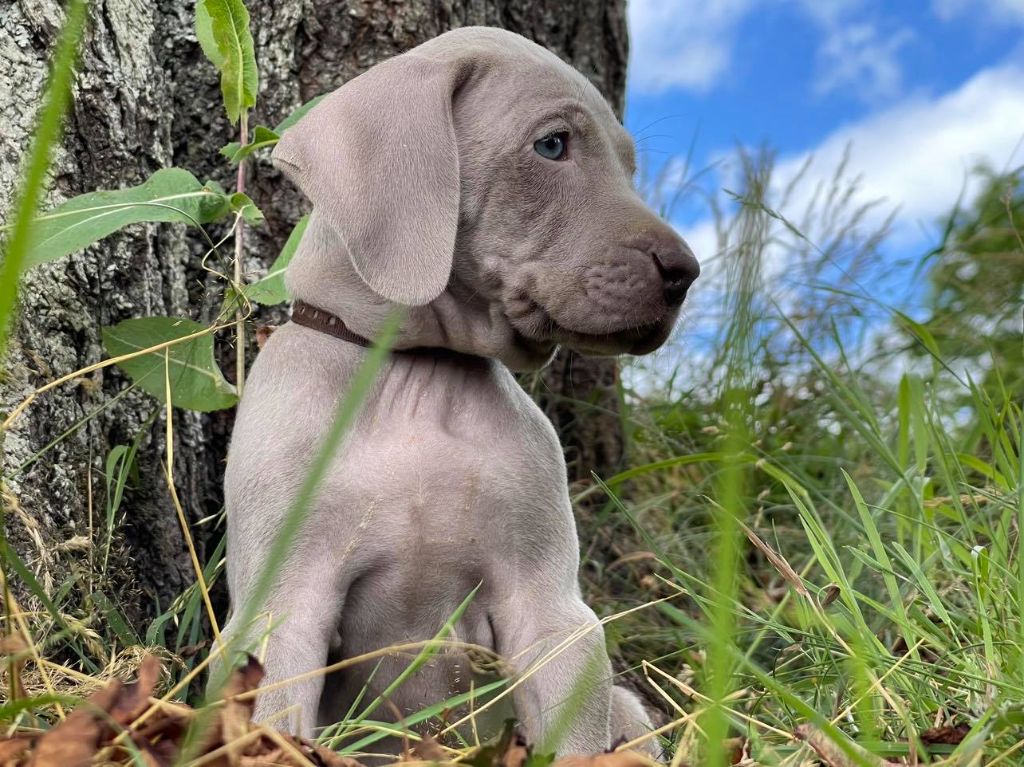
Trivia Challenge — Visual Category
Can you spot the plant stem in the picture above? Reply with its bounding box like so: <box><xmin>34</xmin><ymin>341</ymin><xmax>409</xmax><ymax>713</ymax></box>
<box><xmin>234</xmin><ymin>111</ymin><xmax>248</xmax><ymax>397</ymax></box>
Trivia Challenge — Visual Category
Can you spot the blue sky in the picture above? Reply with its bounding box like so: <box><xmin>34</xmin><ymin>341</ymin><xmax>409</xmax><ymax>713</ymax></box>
<box><xmin>623</xmin><ymin>0</ymin><xmax>1024</xmax><ymax>325</ymax></box>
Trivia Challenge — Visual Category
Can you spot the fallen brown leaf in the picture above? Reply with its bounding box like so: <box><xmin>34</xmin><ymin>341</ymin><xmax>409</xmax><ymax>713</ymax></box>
<box><xmin>0</xmin><ymin>739</ymin><xmax>30</xmax><ymax>766</ymax></box>
<box><xmin>109</xmin><ymin>654</ymin><xmax>161</xmax><ymax>727</ymax></box>
<box><xmin>29</xmin><ymin>679</ymin><xmax>122</xmax><ymax>767</ymax></box>
<box><xmin>723</xmin><ymin>736</ymin><xmax>749</xmax><ymax>765</ymax></box>
<box><xmin>0</xmin><ymin>655</ymin><xmax>684</xmax><ymax>767</ymax></box>
<box><xmin>310</xmin><ymin>743</ymin><xmax>364</xmax><ymax>767</ymax></box>
<box><xmin>920</xmin><ymin>723</ymin><xmax>970</xmax><ymax>746</ymax></box>
<box><xmin>553</xmin><ymin>750</ymin><xmax>659</xmax><ymax>767</ymax></box>
<box><xmin>221</xmin><ymin>653</ymin><xmax>266</xmax><ymax>748</ymax></box>
<box><xmin>409</xmin><ymin>735</ymin><xmax>449</xmax><ymax>762</ymax></box>
<box><xmin>495</xmin><ymin>735</ymin><xmax>529</xmax><ymax>767</ymax></box>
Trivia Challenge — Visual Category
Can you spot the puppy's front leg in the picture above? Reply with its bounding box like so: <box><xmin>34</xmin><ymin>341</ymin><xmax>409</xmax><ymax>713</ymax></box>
<box><xmin>496</xmin><ymin>598</ymin><xmax>613</xmax><ymax>756</ymax></box>
<box><xmin>218</xmin><ymin>581</ymin><xmax>338</xmax><ymax>737</ymax></box>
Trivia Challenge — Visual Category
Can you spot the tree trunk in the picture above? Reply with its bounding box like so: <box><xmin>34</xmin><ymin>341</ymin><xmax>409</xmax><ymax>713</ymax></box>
<box><xmin>0</xmin><ymin>0</ymin><xmax>627</xmax><ymax>631</ymax></box>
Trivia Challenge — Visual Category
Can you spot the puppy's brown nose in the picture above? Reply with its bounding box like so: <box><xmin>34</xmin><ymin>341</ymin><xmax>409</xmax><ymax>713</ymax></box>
<box><xmin>652</xmin><ymin>242</ymin><xmax>700</xmax><ymax>307</ymax></box>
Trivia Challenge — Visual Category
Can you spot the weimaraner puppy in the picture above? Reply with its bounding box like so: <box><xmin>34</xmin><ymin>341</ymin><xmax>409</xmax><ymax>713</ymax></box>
<box><xmin>220</xmin><ymin>26</ymin><xmax>698</xmax><ymax>757</ymax></box>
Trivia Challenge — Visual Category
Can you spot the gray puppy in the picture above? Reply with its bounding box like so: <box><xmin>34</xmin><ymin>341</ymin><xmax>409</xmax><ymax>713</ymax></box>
<box><xmin>221</xmin><ymin>26</ymin><xmax>698</xmax><ymax>757</ymax></box>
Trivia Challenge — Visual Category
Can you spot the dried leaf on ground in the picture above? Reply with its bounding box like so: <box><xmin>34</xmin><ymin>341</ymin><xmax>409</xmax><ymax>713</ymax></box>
<box><xmin>0</xmin><ymin>739</ymin><xmax>30</xmax><ymax>764</ymax></box>
<box><xmin>464</xmin><ymin>720</ymin><xmax>535</xmax><ymax>767</ymax></box>
<box><xmin>109</xmin><ymin>653</ymin><xmax>161</xmax><ymax>726</ymax></box>
<box><xmin>723</xmin><ymin>737</ymin><xmax>749</xmax><ymax>765</ymax></box>
<box><xmin>920</xmin><ymin>724</ymin><xmax>970</xmax><ymax>746</ymax></box>
<box><xmin>409</xmin><ymin>734</ymin><xmax>449</xmax><ymax>762</ymax></box>
<box><xmin>29</xmin><ymin>679</ymin><xmax>122</xmax><ymax>767</ymax></box>
<box><xmin>553</xmin><ymin>750</ymin><xmax>659</xmax><ymax>767</ymax></box>
<box><xmin>1</xmin><ymin>656</ymin><xmax>672</xmax><ymax>767</ymax></box>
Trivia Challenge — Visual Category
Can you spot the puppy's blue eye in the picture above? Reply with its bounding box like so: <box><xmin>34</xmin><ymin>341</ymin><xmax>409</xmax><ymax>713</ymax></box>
<box><xmin>534</xmin><ymin>132</ymin><xmax>568</xmax><ymax>160</ymax></box>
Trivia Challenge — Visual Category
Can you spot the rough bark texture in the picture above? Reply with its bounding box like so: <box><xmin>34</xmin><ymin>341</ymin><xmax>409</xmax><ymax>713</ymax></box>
<box><xmin>0</xmin><ymin>0</ymin><xmax>626</xmax><ymax>629</ymax></box>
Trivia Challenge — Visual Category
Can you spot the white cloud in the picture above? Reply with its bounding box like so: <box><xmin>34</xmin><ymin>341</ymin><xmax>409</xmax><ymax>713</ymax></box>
<box><xmin>627</xmin><ymin>0</ymin><xmax>756</xmax><ymax>93</ymax></box>
<box><xmin>789</xmin><ymin>0</ymin><xmax>914</xmax><ymax>103</ymax></box>
<box><xmin>773</xmin><ymin>64</ymin><xmax>1024</xmax><ymax>237</ymax></box>
<box><xmin>790</xmin><ymin>0</ymin><xmax>864</xmax><ymax>27</ymax></box>
<box><xmin>814</xmin><ymin>23</ymin><xmax>913</xmax><ymax>102</ymax></box>
<box><xmin>628</xmin><ymin>0</ymin><xmax>912</xmax><ymax>102</ymax></box>
<box><xmin>933</xmin><ymin>0</ymin><xmax>1024</xmax><ymax>23</ymax></box>
<box><xmin>671</xmin><ymin>63</ymin><xmax>1024</xmax><ymax>339</ymax></box>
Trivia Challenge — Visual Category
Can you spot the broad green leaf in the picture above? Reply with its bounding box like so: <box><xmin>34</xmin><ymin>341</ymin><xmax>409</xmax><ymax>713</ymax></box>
<box><xmin>195</xmin><ymin>0</ymin><xmax>258</xmax><ymax>124</ymax></box>
<box><xmin>103</xmin><ymin>317</ymin><xmax>238</xmax><ymax>412</ymax></box>
<box><xmin>194</xmin><ymin>0</ymin><xmax>224</xmax><ymax>70</ymax></box>
<box><xmin>245</xmin><ymin>214</ymin><xmax>308</xmax><ymax>305</ymax></box>
<box><xmin>220</xmin><ymin>125</ymin><xmax>280</xmax><ymax>164</ymax></box>
<box><xmin>12</xmin><ymin>168</ymin><xmax>230</xmax><ymax>268</ymax></box>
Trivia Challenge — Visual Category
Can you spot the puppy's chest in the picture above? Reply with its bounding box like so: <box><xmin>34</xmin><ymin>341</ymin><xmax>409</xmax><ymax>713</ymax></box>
<box><xmin>345</xmin><ymin>391</ymin><xmax>571</xmax><ymax>551</ymax></box>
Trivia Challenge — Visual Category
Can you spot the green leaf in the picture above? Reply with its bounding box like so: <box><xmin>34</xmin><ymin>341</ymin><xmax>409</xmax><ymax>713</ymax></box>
<box><xmin>273</xmin><ymin>93</ymin><xmax>326</xmax><ymax>133</ymax></box>
<box><xmin>102</xmin><ymin>317</ymin><xmax>238</xmax><ymax>412</ymax></box>
<box><xmin>229</xmin><ymin>191</ymin><xmax>264</xmax><ymax>224</ymax></box>
<box><xmin>220</xmin><ymin>125</ymin><xmax>280</xmax><ymax>164</ymax></box>
<box><xmin>12</xmin><ymin>168</ymin><xmax>231</xmax><ymax>269</ymax></box>
<box><xmin>217</xmin><ymin>95</ymin><xmax>327</xmax><ymax>165</ymax></box>
<box><xmin>893</xmin><ymin>309</ymin><xmax>941</xmax><ymax>359</ymax></box>
<box><xmin>245</xmin><ymin>214</ymin><xmax>308</xmax><ymax>305</ymax></box>
<box><xmin>195</xmin><ymin>0</ymin><xmax>258</xmax><ymax>124</ymax></box>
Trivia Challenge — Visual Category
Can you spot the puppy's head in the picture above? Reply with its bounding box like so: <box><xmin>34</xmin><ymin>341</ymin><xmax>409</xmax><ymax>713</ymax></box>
<box><xmin>274</xmin><ymin>27</ymin><xmax>698</xmax><ymax>359</ymax></box>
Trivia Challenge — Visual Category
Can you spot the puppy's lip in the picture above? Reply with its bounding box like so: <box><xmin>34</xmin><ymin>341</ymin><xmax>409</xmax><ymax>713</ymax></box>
<box><xmin>505</xmin><ymin>293</ymin><xmax>671</xmax><ymax>354</ymax></box>
<box><xmin>627</xmin><ymin>321</ymin><xmax>672</xmax><ymax>354</ymax></box>
<box><xmin>560</xmin><ymin>320</ymin><xmax>670</xmax><ymax>356</ymax></box>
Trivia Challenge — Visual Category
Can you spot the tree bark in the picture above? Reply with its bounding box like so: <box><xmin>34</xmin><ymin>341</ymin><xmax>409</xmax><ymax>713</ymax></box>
<box><xmin>0</xmin><ymin>0</ymin><xmax>627</xmax><ymax>629</ymax></box>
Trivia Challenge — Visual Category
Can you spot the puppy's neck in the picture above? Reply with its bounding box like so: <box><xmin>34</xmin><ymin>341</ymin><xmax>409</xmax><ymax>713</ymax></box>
<box><xmin>283</xmin><ymin>216</ymin><xmax>555</xmax><ymax>371</ymax></box>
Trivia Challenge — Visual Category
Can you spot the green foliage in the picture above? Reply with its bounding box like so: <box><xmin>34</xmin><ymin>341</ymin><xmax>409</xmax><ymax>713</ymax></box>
<box><xmin>912</xmin><ymin>166</ymin><xmax>1024</xmax><ymax>406</ymax></box>
<box><xmin>0</xmin><ymin>0</ymin><xmax>315</xmax><ymax>411</ymax></box>
<box><xmin>596</xmin><ymin>152</ymin><xmax>1024</xmax><ymax>765</ymax></box>
<box><xmin>9</xmin><ymin>168</ymin><xmax>232</xmax><ymax>268</ymax></box>
<box><xmin>229</xmin><ymin>190</ymin><xmax>264</xmax><ymax>223</ymax></box>
<box><xmin>101</xmin><ymin>317</ymin><xmax>238</xmax><ymax>412</ymax></box>
<box><xmin>220</xmin><ymin>124</ymin><xmax>279</xmax><ymax>163</ymax></box>
<box><xmin>219</xmin><ymin>94</ymin><xmax>326</xmax><ymax>164</ymax></box>
<box><xmin>195</xmin><ymin>0</ymin><xmax>259</xmax><ymax>125</ymax></box>
<box><xmin>244</xmin><ymin>214</ymin><xmax>308</xmax><ymax>305</ymax></box>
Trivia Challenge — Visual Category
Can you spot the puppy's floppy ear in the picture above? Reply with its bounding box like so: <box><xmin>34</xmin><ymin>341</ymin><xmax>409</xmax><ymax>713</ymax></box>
<box><xmin>272</xmin><ymin>54</ymin><xmax>465</xmax><ymax>306</ymax></box>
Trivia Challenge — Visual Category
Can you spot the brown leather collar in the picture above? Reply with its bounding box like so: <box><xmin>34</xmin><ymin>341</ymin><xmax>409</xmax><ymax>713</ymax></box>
<box><xmin>291</xmin><ymin>301</ymin><xmax>373</xmax><ymax>348</ymax></box>
<box><xmin>290</xmin><ymin>301</ymin><xmax>481</xmax><ymax>362</ymax></box>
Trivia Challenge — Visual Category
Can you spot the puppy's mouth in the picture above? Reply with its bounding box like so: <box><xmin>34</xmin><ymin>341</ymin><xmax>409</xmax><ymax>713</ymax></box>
<box><xmin>505</xmin><ymin>294</ymin><xmax>672</xmax><ymax>356</ymax></box>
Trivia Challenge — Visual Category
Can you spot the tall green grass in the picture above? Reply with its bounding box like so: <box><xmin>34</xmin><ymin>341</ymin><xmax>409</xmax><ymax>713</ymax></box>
<box><xmin>600</xmin><ymin>153</ymin><xmax>1023</xmax><ymax>765</ymax></box>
